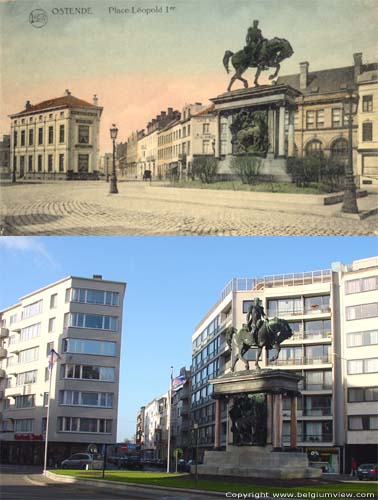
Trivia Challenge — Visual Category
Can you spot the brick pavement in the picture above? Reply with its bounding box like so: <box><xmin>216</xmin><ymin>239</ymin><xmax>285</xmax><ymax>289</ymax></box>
<box><xmin>0</xmin><ymin>181</ymin><xmax>377</xmax><ymax>236</ymax></box>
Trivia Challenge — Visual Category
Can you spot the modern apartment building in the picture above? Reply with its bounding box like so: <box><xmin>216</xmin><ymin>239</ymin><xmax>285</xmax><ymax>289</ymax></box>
<box><xmin>190</xmin><ymin>257</ymin><xmax>377</xmax><ymax>473</ymax></box>
<box><xmin>170</xmin><ymin>368</ymin><xmax>191</xmax><ymax>460</ymax></box>
<box><xmin>0</xmin><ymin>275</ymin><xmax>126</xmax><ymax>465</ymax></box>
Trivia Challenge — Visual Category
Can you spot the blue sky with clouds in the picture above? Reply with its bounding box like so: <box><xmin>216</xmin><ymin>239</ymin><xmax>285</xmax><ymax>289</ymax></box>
<box><xmin>0</xmin><ymin>236</ymin><xmax>377</xmax><ymax>439</ymax></box>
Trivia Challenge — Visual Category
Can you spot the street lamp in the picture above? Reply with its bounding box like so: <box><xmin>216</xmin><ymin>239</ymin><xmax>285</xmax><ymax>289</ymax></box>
<box><xmin>109</xmin><ymin>124</ymin><xmax>119</xmax><ymax>194</ymax></box>
<box><xmin>193</xmin><ymin>422</ymin><xmax>199</xmax><ymax>486</ymax></box>
<box><xmin>341</xmin><ymin>86</ymin><xmax>359</xmax><ymax>214</ymax></box>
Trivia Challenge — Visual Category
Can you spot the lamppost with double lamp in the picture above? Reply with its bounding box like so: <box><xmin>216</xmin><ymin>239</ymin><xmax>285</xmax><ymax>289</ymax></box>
<box><xmin>109</xmin><ymin>124</ymin><xmax>119</xmax><ymax>194</ymax></box>
<box><xmin>341</xmin><ymin>86</ymin><xmax>359</xmax><ymax>214</ymax></box>
<box><xmin>193</xmin><ymin>422</ymin><xmax>199</xmax><ymax>486</ymax></box>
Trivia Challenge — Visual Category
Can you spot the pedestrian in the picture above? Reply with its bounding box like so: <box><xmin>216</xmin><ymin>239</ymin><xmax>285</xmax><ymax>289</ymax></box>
<box><xmin>351</xmin><ymin>457</ymin><xmax>357</xmax><ymax>476</ymax></box>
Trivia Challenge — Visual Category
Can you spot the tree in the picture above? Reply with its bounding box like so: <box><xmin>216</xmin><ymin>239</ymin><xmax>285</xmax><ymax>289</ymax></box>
<box><xmin>192</xmin><ymin>157</ymin><xmax>218</xmax><ymax>183</ymax></box>
<box><xmin>230</xmin><ymin>155</ymin><xmax>262</xmax><ymax>184</ymax></box>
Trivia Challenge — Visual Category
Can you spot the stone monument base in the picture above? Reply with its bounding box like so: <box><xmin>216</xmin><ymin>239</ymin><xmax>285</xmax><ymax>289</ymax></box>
<box><xmin>217</xmin><ymin>156</ymin><xmax>291</xmax><ymax>182</ymax></box>
<box><xmin>194</xmin><ymin>446</ymin><xmax>321</xmax><ymax>479</ymax></box>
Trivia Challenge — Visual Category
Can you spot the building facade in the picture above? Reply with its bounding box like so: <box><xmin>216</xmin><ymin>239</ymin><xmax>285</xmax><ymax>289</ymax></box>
<box><xmin>0</xmin><ymin>134</ymin><xmax>10</xmax><ymax>178</ymax></box>
<box><xmin>0</xmin><ymin>275</ymin><xmax>126</xmax><ymax>465</ymax></box>
<box><xmin>140</xmin><ymin>393</ymin><xmax>168</xmax><ymax>461</ymax></box>
<box><xmin>9</xmin><ymin>90</ymin><xmax>103</xmax><ymax>180</ymax></box>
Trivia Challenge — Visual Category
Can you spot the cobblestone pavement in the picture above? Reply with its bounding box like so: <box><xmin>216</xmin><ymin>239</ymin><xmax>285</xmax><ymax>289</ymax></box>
<box><xmin>1</xmin><ymin>181</ymin><xmax>377</xmax><ymax>236</ymax></box>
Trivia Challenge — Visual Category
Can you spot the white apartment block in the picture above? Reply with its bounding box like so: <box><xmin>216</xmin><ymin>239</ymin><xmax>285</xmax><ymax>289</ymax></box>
<box><xmin>9</xmin><ymin>90</ymin><xmax>102</xmax><ymax>180</ymax></box>
<box><xmin>190</xmin><ymin>257</ymin><xmax>377</xmax><ymax>473</ymax></box>
<box><xmin>0</xmin><ymin>275</ymin><xmax>126</xmax><ymax>465</ymax></box>
<box><xmin>141</xmin><ymin>393</ymin><xmax>168</xmax><ymax>461</ymax></box>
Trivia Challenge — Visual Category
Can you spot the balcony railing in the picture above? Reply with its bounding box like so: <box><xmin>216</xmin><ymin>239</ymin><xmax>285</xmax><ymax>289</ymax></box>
<box><xmin>303</xmin><ymin>407</ymin><xmax>332</xmax><ymax>417</ymax></box>
<box><xmin>303</xmin><ymin>383</ymin><xmax>332</xmax><ymax>391</ymax></box>
<box><xmin>289</xmin><ymin>331</ymin><xmax>332</xmax><ymax>341</ymax></box>
<box><xmin>269</xmin><ymin>356</ymin><xmax>332</xmax><ymax>366</ymax></box>
<box><xmin>267</xmin><ymin>306</ymin><xmax>331</xmax><ymax>317</ymax></box>
<box><xmin>301</xmin><ymin>434</ymin><xmax>333</xmax><ymax>443</ymax></box>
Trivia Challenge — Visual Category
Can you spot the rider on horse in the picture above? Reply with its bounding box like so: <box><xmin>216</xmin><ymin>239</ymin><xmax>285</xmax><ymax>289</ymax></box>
<box><xmin>246</xmin><ymin>297</ymin><xmax>266</xmax><ymax>346</ymax></box>
<box><xmin>244</xmin><ymin>20</ymin><xmax>268</xmax><ymax>68</ymax></box>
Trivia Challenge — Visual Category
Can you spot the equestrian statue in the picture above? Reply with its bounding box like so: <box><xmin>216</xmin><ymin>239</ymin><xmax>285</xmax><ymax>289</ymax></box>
<box><xmin>223</xmin><ymin>20</ymin><xmax>294</xmax><ymax>91</ymax></box>
<box><xmin>226</xmin><ymin>298</ymin><xmax>293</xmax><ymax>371</ymax></box>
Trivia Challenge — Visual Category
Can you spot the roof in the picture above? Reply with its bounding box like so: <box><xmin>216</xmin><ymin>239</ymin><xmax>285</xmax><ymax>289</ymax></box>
<box><xmin>277</xmin><ymin>63</ymin><xmax>378</xmax><ymax>95</ymax></box>
<box><xmin>11</xmin><ymin>94</ymin><xmax>101</xmax><ymax>117</ymax></box>
<box><xmin>193</xmin><ymin>104</ymin><xmax>215</xmax><ymax>117</ymax></box>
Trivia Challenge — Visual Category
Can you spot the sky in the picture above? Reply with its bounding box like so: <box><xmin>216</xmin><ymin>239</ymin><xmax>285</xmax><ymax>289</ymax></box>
<box><xmin>1</xmin><ymin>0</ymin><xmax>377</xmax><ymax>152</ymax></box>
<box><xmin>0</xmin><ymin>235</ymin><xmax>377</xmax><ymax>440</ymax></box>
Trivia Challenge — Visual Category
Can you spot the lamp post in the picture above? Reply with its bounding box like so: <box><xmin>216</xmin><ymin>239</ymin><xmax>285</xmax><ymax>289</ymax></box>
<box><xmin>12</xmin><ymin>129</ymin><xmax>16</xmax><ymax>183</ymax></box>
<box><xmin>109</xmin><ymin>124</ymin><xmax>119</xmax><ymax>194</ymax></box>
<box><xmin>193</xmin><ymin>422</ymin><xmax>199</xmax><ymax>487</ymax></box>
<box><xmin>341</xmin><ymin>86</ymin><xmax>359</xmax><ymax>214</ymax></box>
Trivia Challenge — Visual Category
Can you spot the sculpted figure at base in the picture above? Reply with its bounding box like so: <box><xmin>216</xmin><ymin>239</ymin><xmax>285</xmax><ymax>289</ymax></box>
<box><xmin>223</xmin><ymin>20</ymin><xmax>294</xmax><ymax>91</ymax></box>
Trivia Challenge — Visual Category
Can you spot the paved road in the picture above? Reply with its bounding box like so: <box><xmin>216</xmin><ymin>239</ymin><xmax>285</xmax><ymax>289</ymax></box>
<box><xmin>0</xmin><ymin>465</ymin><xmax>217</xmax><ymax>500</ymax></box>
<box><xmin>1</xmin><ymin>181</ymin><xmax>377</xmax><ymax>236</ymax></box>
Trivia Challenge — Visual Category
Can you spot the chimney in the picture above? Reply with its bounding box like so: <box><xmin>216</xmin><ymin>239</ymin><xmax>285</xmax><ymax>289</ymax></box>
<box><xmin>353</xmin><ymin>52</ymin><xmax>363</xmax><ymax>82</ymax></box>
<box><xmin>25</xmin><ymin>100</ymin><xmax>32</xmax><ymax>110</ymax></box>
<box><xmin>92</xmin><ymin>274</ymin><xmax>102</xmax><ymax>280</ymax></box>
<box><xmin>93</xmin><ymin>94</ymin><xmax>98</xmax><ymax>106</ymax></box>
<box><xmin>64</xmin><ymin>89</ymin><xmax>71</xmax><ymax>96</ymax></box>
<box><xmin>299</xmin><ymin>62</ymin><xmax>309</xmax><ymax>90</ymax></box>
<box><xmin>168</xmin><ymin>107</ymin><xmax>173</xmax><ymax>115</ymax></box>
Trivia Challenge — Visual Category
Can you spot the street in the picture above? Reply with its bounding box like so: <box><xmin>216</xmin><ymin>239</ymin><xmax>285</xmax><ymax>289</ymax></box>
<box><xmin>1</xmin><ymin>181</ymin><xmax>377</xmax><ymax>236</ymax></box>
<box><xmin>0</xmin><ymin>465</ymin><xmax>218</xmax><ymax>500</ymax></box>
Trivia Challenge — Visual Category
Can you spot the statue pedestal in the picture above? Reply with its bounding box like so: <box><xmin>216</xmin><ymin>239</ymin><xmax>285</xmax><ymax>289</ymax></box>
<box><xmin>194</xmin><ymin>369</ymin><xmax>321</xmax><ymax>479</ymax></box>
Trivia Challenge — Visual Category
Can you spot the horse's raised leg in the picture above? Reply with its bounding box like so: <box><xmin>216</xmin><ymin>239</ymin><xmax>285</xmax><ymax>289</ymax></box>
<box><xmin>254</xmin><ymin>66</ymin><xmax>262</xmax><ymax>86</ymax></box>
<box><xmin>269</xmin><ymin>63</ymin><xmax>281</xmax><ymax>80</ymax></box>
<box><xmin>255</xmin><ymin>346</ymin><xmax>262</xmax><ymax>370</ymax></box>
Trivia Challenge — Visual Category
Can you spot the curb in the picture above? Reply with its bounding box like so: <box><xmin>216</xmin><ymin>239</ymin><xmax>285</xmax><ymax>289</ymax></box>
<box><xmin>45</xmin><ymin>470</ymin><xmax>225</xmax><ymax>497</ymax></box>
<box><xmin>23</xmin><ymin>475</ymin><xmax>49</xmax><ymax>487</ymax></box>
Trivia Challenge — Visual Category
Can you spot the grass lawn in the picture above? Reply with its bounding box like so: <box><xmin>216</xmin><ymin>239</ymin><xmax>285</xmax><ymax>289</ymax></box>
<box><xmin>53</xmin><ymin>470</ymin><xmax>378</xmax><ymax>496</ymax></box>
<box><xmin>160</xmin><ymin>180</ymin><xmax>334</xmax><ymax>194</ymax></box>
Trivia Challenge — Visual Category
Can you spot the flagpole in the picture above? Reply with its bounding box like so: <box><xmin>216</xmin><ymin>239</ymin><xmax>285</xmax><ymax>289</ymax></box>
<box><xmin>43</xmin><ymin>365</ymin><xmax>53</xmax><ymax>475</ymax></box>
<box><xmin>166</xmin><ymin>366</ymin><xmax>173</xmax><ymax>474</ymax></box>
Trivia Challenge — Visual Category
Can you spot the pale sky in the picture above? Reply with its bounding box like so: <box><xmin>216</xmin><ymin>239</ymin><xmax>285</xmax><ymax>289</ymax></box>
<box><xmin>1</xmin><ymin>0</ymin><xmax>377</xmax><ymax>152</ymax></box>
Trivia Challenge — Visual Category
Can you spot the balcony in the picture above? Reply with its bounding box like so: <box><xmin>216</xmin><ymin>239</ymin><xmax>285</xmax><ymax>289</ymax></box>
<box><xmin>303</xmin><ymin>384</ymin><xmax>332</xmax><ymax>391</ymax></box>
<box><xmin>0</xmin><ymin>347</ymin><xmax>7</xmax><ymax>359</ymax></box>
<box><xmin>289</xmin><ymin>331</ymin><xmax>332</xmax><ymax>342</ymax></box>
<box><xmin>303</xmin><ymin>407</ymin><xmax>332</xmax><ymax>417</ymax></box>
<box><xmin>0</xmin><ymin>368</ymin><xmax>6</xmax><ymax>378</ymax></box>
<box><xmin>0</xmin><ymin>328</ymin><xmax>9</xmax><ymax>339</ymax></box>
<box><xmin>270</xmin><ymin>356</ymin><xmax>331</xmax><ymax>366</ymax></box>
<box><xmin>300</xmin><ymin>434</ymin><xmax>333</xmax><ymax>444</ymax></box>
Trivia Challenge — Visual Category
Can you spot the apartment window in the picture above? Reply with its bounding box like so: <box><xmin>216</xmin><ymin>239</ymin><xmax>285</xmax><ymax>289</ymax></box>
<box><xmin>362</xmin><ymin>95</ymin><xmax>373</xmax><ymax>112</ymax></box>
<box><xmin>330</xmin><ymin>138</ymin><xmax>348</xmax><ymax>161</ymax></box>
<box><xmin>28</xmin><ymin>129</ymin><xmax>33</xmax><ymax>146</ymax></box>
<box><xmin>306</xmin><ymin>110</ymin><xmax>324</xmax><ymax>129</ymax></box>
<box><xmin>46</xmin><ymin>341</ymin><xmax>54</xmax><ymax>356</ymax></box>
<box><xmin>188</xmin><ymin>125</ymin><xmax>191</xmax><ymax>135</ymax></box>
<box><xmin>348</xmin><ymin>415</ymin><xmax>378</xmax><ymax>431</ymax></box>
<box><xmin>304</xmin><ymin>295</ymin><xmax>330</xmax><ymax>313</ymax></box>
<box><xmin>243</xmin><ymin>300</ymin><xmax>253</xmax><ymax>314</ymax></box>
<box><xmin>305</xmin><ymin>344</ymin><xmax>330</xmax><ymax>363</ymax></box>
<box><xmin>362</xmin><ymin>122</ymin><xmax>373</xmax><ymax>142</ymax></box>
<box><xmin>20</xmin><ymin>323</ymin><xmax>41</xmax><ymax>342</ymax></box>
<box><xmin>16</xmin><ymin>370</ymin><xmax>37</xmax><ymax>385</ymax></box>
<box><xmin>59</xmin><ymin>154</ymin><xmax>64</xmax><ymax>172</ymax></box>
<box><xmin>305</xmin><ymin>140</ymin><xmax>322</xmax><ymax>156</ymax></box>
<box><xmin>78</xmin><ymin>154</ymin><xmax>89</xmax><ymax>172</ymax></box>
<box><xmin>71</xmin><ymin>288</ymin><xmax>119</xmax><ymax>306</ymax></box>
<box><xmin>348</xmin><ymin>387</ymin><xmax>378</xmax><ymax>402</ymax></box>
<box><xmin>7</xmin><ymin>356</ymin><xmax>16</xmax><ymax>367</ymax></box>
<box><xmin>332</xmin><ymin>108</ymin><xmax>342</xmax><ymax>128</ymax></box>
<box><xmin>345</xmin><ymin>276</ymin><xmax>378</xmax><ymax>294</ymax></box>
<box><xmin>78</xmin><ymin>125</ymin><xmax>89</xmax><ymax>144</ymax></box>
<box><xmin>61</xmin><ymin>363</ymin><xmax>115</xmax><ymax>381</ymax></box>
<box><xmin>304</xmin><ymin>320</ymin><xmax>331</xmax><ymax>339</ymax></box>
<box><xmin>22</xmin><ymin>301</ymin><xmax>43</xmax><ymax>319</ymax></box>
<box><xmin>347</xmin><ymin>330</ymin><xmax>378</xmax><ymax>347</ymax></box>
<box><xmin>59</xmin><ymin>124</ymin><xmax>65</xmax><ymax>143</ymax></box>
<box><xmin>28</xmin><ymin>155</ymin><xmax>33</xmax><ymax>172</ymax></box>
<box><xmin>48</xmin><ymin>154</ymin><xmax>53</xmax><ymax>172</ymax></box>
<box><xmin>38</xmin><ymin>128</ymin><xmax>43</xmax><ymax>145</ymax></box>
<box><xmin>37</xmin><ymin>155</ymin><xmax>42</xmax><ymax>172</ymax></box>
<box><xmin>348</xmin><ymin>358</ymin><xmax>378</xmax><ymax>374</ymax></box>
<box><xmin>305</xmin><ymin>370</ymin><xmax>332</xmax><ymax>390</ymax></box>
<box><xmin>19</xmin><ymin>347</ymin><xmax>39</xmax><ymax>364</ymax></box>
<box><xmin>267</xmin><ymin>297</ymin><xmax>302</xmax><ymax>316</ymax></box>
<box><xmin>202</xmin><ymin>140</ymin><xmax>210</xmax><ymax>154</ymax></box>
<box><xmin>48</xmin><ymin>126</ymin><xmax>54</xmax><ymax>144</ymax></box>
<box><xmin>48</xmin><ymin>318</ymin><xmax>56</xmax><ymax>333</ymax></box>
<box><xmin>66</xmin><ymin>312</ymin><xmax>118</xmax><ymax>331</ymax></box>
<box><xmin>45</xmin><ymin>367</ymin><xmax>49</xmax><ymax>381</ymax></box>
<box><xmin>14</xmin><ymin>419</ymin><xmax>34</xmax><ymax>432</ymax></box>
<box><xmin>203</xmin><ymin>123</ymin><xmax>210</xmax><ymax>134</ymax></box>
<box><xmin>57</xmin><ymin>417</ymin><xmax>112</xmax><ymax>433</ymax></box>
<box><xmin>50</xmin><ymin>293</ymin><xmax>57</xmax><ymax>309</ymax></box>
<box><xmin>62</xmin><ymin>338</ymin><xmax>116</xmax><ymax>356</ymax></box>
<box><xmin>14</xmin><ymin>130</ymin><xmax>17</xmax><ymax>146</ymax></box>
<box><xmin>15</xmin><ymin>395</ymin><xmax>35</xmax><ymax>409</ymax></box>
<box><xmin>21</xmin><ymin>130</ymin><xmax>25</xmax><ymax>146</ymax></box>
<box><xmin>346</xmin><ymin>303</ymin><xmax>378</xmax><ymax>320</ymax></box>
<box><xmin>59</xmin><ymin>390</ymin><xmax>114</xmax><ymax>408</ymax></box>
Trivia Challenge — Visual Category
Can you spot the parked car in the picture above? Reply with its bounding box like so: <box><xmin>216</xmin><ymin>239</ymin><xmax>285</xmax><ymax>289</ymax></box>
<box><xmin>309</xmin><ymin>461</ymin><xmax>330</xmax><ymax>473</ymax></box>
<box><xmin>117</xmin><ymin>455</ymin><xmax>144</xmax><ymax>470</ymax></box>
<box><xmin>61</xmin><ymin>453</ymin><xmax>103</xmax><ymax>470</ymax></box>
<box><xmin>357</xmin><ymin>464</ymin><xmax>378</xmax><ymax>481</ymax></box>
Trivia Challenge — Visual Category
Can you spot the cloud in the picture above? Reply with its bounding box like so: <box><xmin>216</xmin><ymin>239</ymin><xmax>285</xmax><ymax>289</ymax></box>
<box><xmin>0</xmin><ymin>237</ymin><xmax>56</xmax><ymax>267</ymax></box>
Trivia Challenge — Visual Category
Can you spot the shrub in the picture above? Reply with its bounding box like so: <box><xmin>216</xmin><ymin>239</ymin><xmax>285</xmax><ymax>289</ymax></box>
<box><xmin>287</xmin><ymin>153</ymin><xmax>344</xmax><ymax>191</ymax></box>
<box><xmin>192</xmin><ymin>156</ymin><xmax>218</xmax><ymax>183</ymax></box>
<box><xmin>230</xmin><ymin>155</ymin><xmax>262</xmax><ymax>184</ymax></box>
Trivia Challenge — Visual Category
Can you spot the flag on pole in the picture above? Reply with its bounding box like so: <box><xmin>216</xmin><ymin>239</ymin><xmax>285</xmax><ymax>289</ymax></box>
<box><xmin>172</xmin><ymin>375</ymin><xmax>187</xmax><ymax>390</ymax></box>
<box><xmin>47</xmin><ymin>348</ymin><xmax>61</xmax><ymax>371</ymax></box>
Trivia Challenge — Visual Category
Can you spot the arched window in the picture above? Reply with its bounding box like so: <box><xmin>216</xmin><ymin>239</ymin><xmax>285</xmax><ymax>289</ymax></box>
<box><xmin>330</xmin><ymin>138</ymin><xmax>348</xmax><ymax>161</ymax></box>
<box><xmin>305</xmin><ymin>140</ymin><xmax>322</xmax><ymax>156</ymax></box>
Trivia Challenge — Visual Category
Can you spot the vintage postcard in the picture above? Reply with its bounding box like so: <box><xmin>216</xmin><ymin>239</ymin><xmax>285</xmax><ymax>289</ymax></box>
<box><xmin>0</xmin><ymin>0</ymin><xmax>377</xmax><ymax>235</ymax></box>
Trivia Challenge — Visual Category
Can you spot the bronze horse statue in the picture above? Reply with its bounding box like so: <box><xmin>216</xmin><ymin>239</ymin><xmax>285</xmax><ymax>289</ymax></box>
<box><xmin>223</xmin><ymin>37</ymin><xmax>294</xmax><ymax>91</ymax></box>
<box><xmin>226</xmin><ymin>318</ymin><xmax>293</xmax><ymax>371</ymax></box>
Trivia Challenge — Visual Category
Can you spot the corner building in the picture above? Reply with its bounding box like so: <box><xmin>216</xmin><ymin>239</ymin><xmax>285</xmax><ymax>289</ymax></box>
<box><xmin>0</xmin><ymin>275</ymin><xmax>126</xmax><ymax>465</ymax></box>
<box><xmin>190</xmin><ymin>257</ymin><xmax>377</xmax><ymax>473</ymax></box>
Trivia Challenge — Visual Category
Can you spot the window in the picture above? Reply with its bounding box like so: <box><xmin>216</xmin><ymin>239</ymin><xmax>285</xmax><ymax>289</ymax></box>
<box><xmin>330</xmin><ymin>138</ymin><xmax>348</xmax><ymax>161</ymax></box>
<box><xmin>29</xmin><ymin>129</ymin><xmax>33</xmax><ymax>146</ymax></box>
<box><xmin>59</xmin><ymin>154</ymin><xmax>64</xmax><ymax>172</ymax></box>
<box><xmin>28</xmin><ymin>155</ymin><xmax>33</xmax><ymax>172</ymax></box>
<box><xmin>78</xmin><ymin>125</ymin><xmax>89</xmax><ymax>144</ymax></box>
<box><xmin>346</xmin><ymin>303</ymin><xmax>378</xmax><ymax>320</ymax></box>
<box><xmin>305</xmin><ymin>140</ymin><xmax>322</xmax><ymax>156</ymax></box>
<box><xmin>71</xmin><ymin>288</ymin><xmax>120</xmax><ymax>306</ymax></box>
<box><xmin>37</xmin><ymin>155</ymin><xmax>42</xmax><ymax>172</ymax></box>
<box><xmin>78</xmin><ymin>154</ymin><xmax>89</xmax><ymax>172</ymax></box>
<box><xmin>48</xmin><ymin>317</ymin><xmax>56</xmax><ymax>333</ymax></box>
<box><xmin>48</xmin><ymin>154</ymin><xmax>53</xmax><ymax>172</ymax></box>
<box><xmin>59</xmin><ymin>124</ymin><xmax>65</xmax><ymax>143</ymax></box>
<box><xmin>20</xmin><ymin>323</ymin><xmax>41</xmax><ymax>341</ymax></box>
<box><xmin>57</xmin><ymin>417</ymin><xmax>112</xmax><ymax>433</ymax></box>
<box><xmin>348</xmin><ymin>358</ymin><xmax>378</xmax><ymax>374</ymax></box>
<box><xmin>362</xmin><ymin>95</ymin><xmax>373</xmax><ymax>112</ymax></box>
<box><xmin>348</xmin><ymin>387</ymin><xmax>378</xmax><ymax>402</ymax></box>
<box><xmin>14</xmin><ymin>130</ymin><xmax>17</xmax><ymax>146</ymax></box>
<box><xmin>46</xmin><ymin>341</ymin><xmax>54</xmax><ymax>356</ymax></box>
<box><xmin>38</xmin><ymin>128</ymin><xmax>43</xmax><ymax>145</ymax></box>
<box><xmin>221</xmin><ymin>123</ymin><xmax>228</xmax><ymax>135</ymax></box>
<box><xmin>362</xmin><ymin>122</ymin><xmax>373</xmax><ymax>142</ymax></box>
<box><xmin>345</xmin><ymin>276</ymin><xmax>378</xmax><ymax>294</ymax></box>
<box><xmin>14</xmin><ymin>419</ymin><xmax>34</xmax><ymax>432</ymax></box>
<box><xmin>21</xmin><ymin>130</ymin><xmax>25</xmax><ymax>146</ymax></box>
<box><xmin>267</xmin><ymin>297</ymin><xmax>302</xmax><ymax>316</ymax></box>
<box><xmin>332</xmin><ymin>108</ymin><xmax>342</xmax><ymax>128</ymax></box>
<box><xmin>242</xmin><ymin>300</ymin><xmax>254</xmax><ymax>314</ymax></box>
<box><xmin>66</xmin><ymin>312</ymin><xmax>118</xmax><ymax>331</ymax></box>
<box><xmin>50</xmin><ymin>293</ymin><xmax>57</xmax><ymax>309</ymax></box>
<box><xmin>305</xmin><ymin>370</ymin><xmax>332</xmax><ymax>390</ymax></box>
<box><xmin>202</xmin><ymin>140</ymin><xmax>210</xmax><ymax>154</ymax></box>
<box><xmin>304</xmin><ymin>320</ymin><xmax>331</xmax><ymax>339</ymax></box>
<box><xmin>304</xmin><ymin>295</ymin><xmax>330</xmax><ymax>313</ymax></box>
<box><xmin>203</xmin><ymin>123</ymin><xmax>210</xmax><ymax>134</ymax></box>
<box><xmin>348</xmin><ymin>415</ymin><xmax>378</xmax><ymax>430</ymax></box>
<box><xmin>22</xmin><ymin>301</ymin><xmax>42</xmax><ymax>319</ymax></box>
<box><xmin>347</xmin><ymin>330</ymin><xmax>378</xmax><ymax>347</ymax></box>
<box><xmin>62</xmin><ymin>338</ymin><xmax>116</xmax><ymax>356</ymax></box>
<box><xmin>220</xmin><ymin>140</ymin><xmax>227</xmax><ymax>155</ymax></box>
<box><xmin>19</xmin><ymin>346</ymin><xmax>39</xmax><ymax>364</ymax></box>
<box><xmin>48</xmin><ymin>126</ymin><xmax>54</xmax><ymax>144</ymax></box>
<box><xmin>305</xmin><ymin>344</ymin><xmax>330</xmax><ymax>363</ymax></box>
<box><xmin>15</xmin><ymin>395</ymin><xmax>35</xmax><ymax>409</ymax></box>
<box><xmin>16</xmin><ymin>370</ymin><xmax>37</xmax><ymax>385</ymax></box>
<box><xmin>59</xmin><ymin>390</ymin><xmax>114</xmax><ymax>407</ymax></box>
<box><xmin>43</xmin><ymin>392</ymin><xmax>49</xmax><ymax>406</ymax></box>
